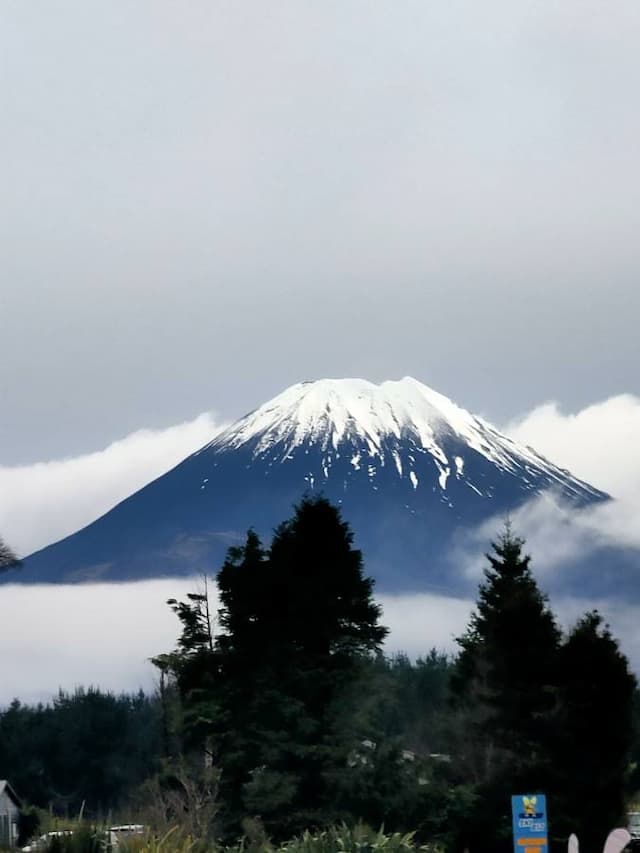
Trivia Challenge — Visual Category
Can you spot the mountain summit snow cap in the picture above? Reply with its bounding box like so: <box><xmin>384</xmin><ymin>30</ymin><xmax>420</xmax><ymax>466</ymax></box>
<box><xmin>207</xmin><ymin>377</ymin><xmax>602</xmax><ymax>500</ymax></box>
<box><xmin>217</xmin><ymin>376</ymin><xmax>488</xmax><ymax>455</ymax></box>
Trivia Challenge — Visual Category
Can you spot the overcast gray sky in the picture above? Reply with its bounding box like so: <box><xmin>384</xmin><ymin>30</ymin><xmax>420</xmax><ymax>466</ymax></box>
<box><xmin>3</xmin><ymin>0</ymin><xmax>640</xmax><ymax>465</ymax></box>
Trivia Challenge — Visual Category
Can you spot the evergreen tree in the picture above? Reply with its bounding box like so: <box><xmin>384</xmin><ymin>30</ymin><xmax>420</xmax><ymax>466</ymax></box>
<box><xmin>0</xmin><ymin>690</ymin><xmax>162</xmax><ymax>815</ymax></box>
<box><xmin>551</xmin><ymin>611</ymin><xmax>636</xmax><ymax>853</ymax></box>
<box><xmin>452</xmin><ymin>525</ymin><xmax>561</xmax><ymax>853</ymax></box>
<box><xmin>216</xmin><ymin>529</ymin><xmax>270</xmax><ymax>663</ymax></box>
<box><xmin>209</xmin><ymin>530</ymin><xmax>276</xmax><ymax>824</ymax></box>
<box><xmin>152</xmin><ymin>576</ymin><xmax>219</xmax><ymax>757</ymax></box>
<box><xmin>216</xmin><ymin>497</ymin><xmax>388</xmax><ymax>834</ymax></box>
<box><xmin>159</xmin><ymin>497</ymin><xmax>388</xmax><ymax>837</ymax></box>
<box><xmin>628</xmin><ymin>691</ymin><xmax>640</xmax><ymax>803</ymax></box>
<box><xmin>265</xmin><ymin>497</ymin><xmax>387</xmax><ymax>663</ymax></box>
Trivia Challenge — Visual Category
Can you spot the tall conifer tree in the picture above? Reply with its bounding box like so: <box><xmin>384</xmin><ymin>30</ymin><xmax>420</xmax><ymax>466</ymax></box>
<box><xmin>551</xmin><ymin>612</ymin><xmax>636</xmax><ymax>853</ymax></box>
<box><xmin>217</xmin><ymin>498</ymin><xmax>387</xmax><ymax>833</ymax></box>
<box><xmin>452</xmin><ymin>526</ymin><xmax>561</xmax><ymax>853</ymax></box>
<box><xmin>160</xmin><ymin>498</ymin><xmax>387</xmax><ymax>836</ymax></box>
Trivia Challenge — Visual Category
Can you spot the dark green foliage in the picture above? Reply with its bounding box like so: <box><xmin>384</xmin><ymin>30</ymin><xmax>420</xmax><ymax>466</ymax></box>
<box><xmin>451</xmin><ymin>527</ymin><xmax>637</xmax><ymax>853</ymax></box>
<box><xmin>0</xmin><ymin>689</ymin><xmax>163</xmax><ymax>817</ymax></box>
<box><xmin>265</xmin><ymin>499</ymin><xmax>386</xmax><ymax>660</ymax></box>
<box><xmin>152</xmin><ymin>576</ymin><xmax>218</xmax><ymax>757</ymax></box>
<box><xmin>50</xmin><ymin>825</ymin><xmax>105</xmax><ymax>853</ymax></box>
<box><xmin>234</xmin><ymin>499</ymin><xmax>386</xmax><ymax>833</ymax></box>
<box><xmin>454</xmin><ymin>526</ymin><xmax>561</xmax><ymax>756</ymax></box>
<box><xmin>154</xmin><ymin>514</ymin><xmax>637</xmax><ymax>847</ymax></box>
<box><xmin>168</xmin><ymin>583</ymin><xmax>215</xmax><ymax>654</ymax></box>
<box><xmin>159</xmin><ymin>498</ymin><xmax>389</xmax><ymax>837</ymax></box>
<box><xmin>17</xmin><ymin>807</ymin><xmax>41</xmax><ymax>847</ymax></box>
<box><xmin>269</xmin><ymin>822</ymin><xmax>430</xmax><ymax>853</ymax></box>
<box><xmin>550</xmin><ymin>612</ymin><xmax>636</xmax><ymax>853</ymax></box>
<box><xmin>378</xmin><ymin>651</ymin><xmax>452</xmax><ymax>752</ymax></box>
<box><xmin>5</xmin><ymin>513</ymin><xmax>637</xmax><ymax>851</ymax></box>
<box><xmin>451</xmin><ymin>527</ymin><xmax>562</xmax><ymax>853</ymax></box>
<box><xmin>217</xmin><ymin>529</ymin><xmax>268</xmax><ymax>656</ymax></box>
<box><xmin>629</xmin><ymin>692</ymin><xmax>640</xmax><ymax>797</ymax></box>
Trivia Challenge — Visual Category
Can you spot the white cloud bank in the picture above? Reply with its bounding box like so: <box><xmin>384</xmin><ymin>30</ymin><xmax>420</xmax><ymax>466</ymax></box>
<box><xmin>491</xmin><ymin>394</ymin><xmax>640</xmax><ymax>574</ymax></box>
<box><xmin>0</xmin><ymin>579</ymin><xmax>475</xmax><ymax>705</ymax></box>
<box><xmin>505</xmin><ymin>393</ymin><xmax>640</xmax><ymax>503</ymax></box>
<box><xmin>0</xmin><ymin>413</ymin><xmax>224</xmax><ymax>556</ymax></box>
<box><xmin>2</xmin><ymin>581</ymin><xmax>639</xmax><ymax>707</ymax></box>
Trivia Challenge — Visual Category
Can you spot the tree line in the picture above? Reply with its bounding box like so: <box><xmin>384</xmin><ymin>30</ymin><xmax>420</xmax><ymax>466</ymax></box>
<box><xmin>150</xmin><ymin>499</ymin><xmax>638</xmax><ymax>852</ymax></box>
<box><xmin>1</xmin><ymin>500</ymin><xmax>639</xmax><ymax>853</ymax></box>
<box><xmin>0</xmin><ymin>689</ymin><xmax>162</xmax><ymax>818</ymax></box>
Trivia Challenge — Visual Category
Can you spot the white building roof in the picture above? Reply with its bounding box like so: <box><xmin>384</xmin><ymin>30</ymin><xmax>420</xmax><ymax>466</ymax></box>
<box><xmin>0</xmin><ymin>780</ymin><xmax>21</xmax><ymax>807</ymax></box>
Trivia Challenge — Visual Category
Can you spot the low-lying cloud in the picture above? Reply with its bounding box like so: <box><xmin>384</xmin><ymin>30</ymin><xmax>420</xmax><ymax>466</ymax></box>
<box><xmin>2</xmin><ymin>580</ymin><xmax>638</xmax><ymax>707</ymax></box>
<box><xmin>0</xmin><ymin>579</ymin><xmax>474</xmax><ymax>705</ymax></box>
<box><xmin>505</xmin><ymin>393</ymin><xmax>640</xmax><ymax>502</ymax></box>
<box><xmin>0</xmin><ymin>413</ymin><xmax>224</xmax><ymax>557</ymax></box>
<box><xmin>490</xmin><ymin>394</ymin><xmax>640</xmax><ymax>576</ymax></box>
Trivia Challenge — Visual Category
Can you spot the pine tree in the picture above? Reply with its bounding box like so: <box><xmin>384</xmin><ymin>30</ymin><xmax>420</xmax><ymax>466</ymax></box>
<box><xmin>158</xmin><ymin>498</ymin><xmax>388</xmax><ymax>837</ymax></box>
<box><xmin>215</xmin><ymin>497</ymin><xmax>388</xmax><ymax>834</ymax></box>
<box><xmin>152</xmin><ymin>575</ymin><xmax>219</xmax><ymax>757</ymax></box>
<box><xmin>551</xmin><ymin>611</ymin><xmax>636</xmax><ymax>853</ymax></box>
<box><xmin>261</xmin><ymin>497</ymin><xmax>387</xmax><ymax>687</ymax></box>
<box><xmin>216</xmin><ymin>529</ymin><xmax>269</xmax><ymax>662</ymax></box>
<box><xmin>452</xmin><ymin>525</ymin><xmax>561</xmax><ymax>853</ymax></box>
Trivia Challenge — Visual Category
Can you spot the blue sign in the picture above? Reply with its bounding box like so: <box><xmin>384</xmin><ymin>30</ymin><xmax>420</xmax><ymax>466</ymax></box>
<box><xmin>511</xmin><ymin>794</ymin><xmax>548</xmax><ymax>853</ymax></box>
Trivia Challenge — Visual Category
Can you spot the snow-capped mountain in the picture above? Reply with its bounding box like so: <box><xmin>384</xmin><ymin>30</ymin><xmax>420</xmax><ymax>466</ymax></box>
<box><xmin>11</xmin><ymin>378</ymin><xmax>608</xmax><ymax>591</ymax></box>
<box><xmin>204</xmin><ymin>377</ymin><xmax>601</xmax><ymax>504</ymax></box>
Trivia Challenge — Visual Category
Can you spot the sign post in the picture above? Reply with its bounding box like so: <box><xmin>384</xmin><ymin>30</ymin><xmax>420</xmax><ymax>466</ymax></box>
<box><xmin>512</xmin><ymin>794</ymin><xmax>548</xmax><ymax>853</ymax></box>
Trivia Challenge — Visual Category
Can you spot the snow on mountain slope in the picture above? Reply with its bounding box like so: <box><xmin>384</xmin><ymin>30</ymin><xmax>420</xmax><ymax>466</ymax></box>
<box><xmin>201</xmin><ymin>377</ymin><xmax>603</xmax><ymax>504</ymax></box>
<box><xmin>10</xmin><ymin>377</ymin><xmax>610</xmax><ymax>591</ymax></box>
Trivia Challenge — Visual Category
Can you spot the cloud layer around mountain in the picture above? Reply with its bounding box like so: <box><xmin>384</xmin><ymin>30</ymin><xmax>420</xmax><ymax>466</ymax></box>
<box><xmin>495</xmin><ymin>394</ymin><xmax>640</xmax><ymax>571</ymax></box>
<box><xmin>2</xmin><ymin>391</ymin><xmax>639</xmax><ymax>564</ymax></box>
<box><xmin>505</xmin><ymin>393</ymin><xmax>640</xmax><ymax>503</ymax></box>
<box><xmin>1</xmin><ymin>579</ymin><xmax>639</xmax><ymax>706</ymax></box>
<box><xmin>2</xmin><ymin>392</ymin><xmax>640</xmax><ymax>703</ymax></box>
<box><xmin>0</xmin><ymin>413</ymin><xmax>224</xmax><ymax>556</ymax></box>
<box><xmin>0</xmin><ymin>579</ymin><xmax>475</xmax><ymax>705</ymax></box>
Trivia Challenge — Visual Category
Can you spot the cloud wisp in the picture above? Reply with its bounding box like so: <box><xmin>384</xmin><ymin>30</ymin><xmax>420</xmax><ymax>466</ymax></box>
<box><xmin>493</xmin><ymin>394</ymin><xmax>640</xmax><ymax>574</ymax></box>
<box><xmin>447</xmin><ymin>394</ymin><xmax>640</xmax><ymax>593</ymax></box>
<box><xmin>505</xmin><ymin>393</ymin><xmax>640</xmax><ymax>503</ymax></box>
<box><xmin>0</xmin><ymin>413</ymin><xmax>225</xmax><ymax>557</ymax></box>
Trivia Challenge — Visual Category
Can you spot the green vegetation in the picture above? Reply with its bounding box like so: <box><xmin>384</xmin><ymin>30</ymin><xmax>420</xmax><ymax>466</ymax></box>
<box><xmin>8</xmin><ymin>822</ymin><xmax>434</xmax><ymax>853</ymax></box>
<box><xmin>2</xmin><ymin>499</ymin><xmax>639</xmax><ymax>853</ymax></box>
<box><xmin>0</xmin><ymin>689</ymin><xmax>162</xmax><ymax>817</ymax></box>
<box><xmin>448</xmin><ymin>527</ymin><xmax>636</xmax><ymax>853</ymax></box>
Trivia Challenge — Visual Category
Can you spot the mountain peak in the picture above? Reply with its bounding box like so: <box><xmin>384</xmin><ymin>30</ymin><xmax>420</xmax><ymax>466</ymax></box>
<box><xmin>15</xmin><ymin>376</ymin><xmax>608</xmax><ymax>589</ymax></box>
<box><xmin>214</xmin><ymin>376</ymin><xmax>475</xmax><ymax>456</ymax></box>
<box><xmin>204</xmin><ymin>378</ymin><xmax>602</xmax><ymax>505</ymax></box>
